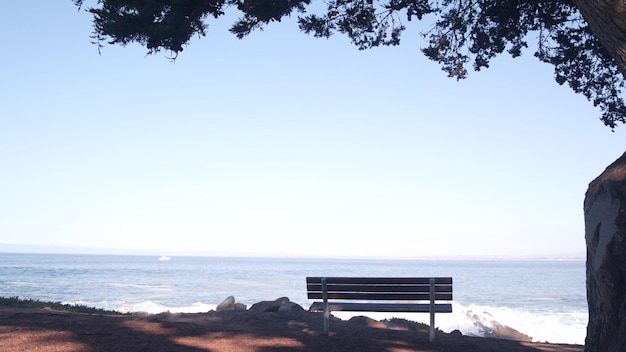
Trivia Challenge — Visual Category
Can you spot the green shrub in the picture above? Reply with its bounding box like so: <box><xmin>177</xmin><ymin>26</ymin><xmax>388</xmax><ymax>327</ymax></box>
<box><xmin>0</xmin><ymin>296</ymin><xmax>129</xmax><ymax>315</ymax></box>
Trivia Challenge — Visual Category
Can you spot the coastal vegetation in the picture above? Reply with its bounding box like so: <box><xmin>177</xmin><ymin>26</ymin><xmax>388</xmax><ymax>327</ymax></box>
<box><xmin>0</xmin><ymin>296</ymin><xmax>128</xmax><ymax>315</ymax></box>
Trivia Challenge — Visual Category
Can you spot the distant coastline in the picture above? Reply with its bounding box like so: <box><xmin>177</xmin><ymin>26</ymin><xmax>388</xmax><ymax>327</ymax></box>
<box><xmin>0</xmin><ymin>243</ymin><xmax>585</xmax><ymax>261</ymax></box>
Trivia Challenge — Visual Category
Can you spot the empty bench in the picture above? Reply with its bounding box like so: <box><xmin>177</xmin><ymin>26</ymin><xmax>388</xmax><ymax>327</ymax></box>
<box><xmin>306</xmin><ymin>277</ymin><xmax>453</xmax><ymax>342</ymax></box>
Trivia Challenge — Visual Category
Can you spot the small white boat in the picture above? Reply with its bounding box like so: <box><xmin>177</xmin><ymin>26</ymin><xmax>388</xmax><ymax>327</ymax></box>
<box><xmin>158</xmin><ymin>256</ymin><xmax>171</xmax><ymax>261</ymax></box>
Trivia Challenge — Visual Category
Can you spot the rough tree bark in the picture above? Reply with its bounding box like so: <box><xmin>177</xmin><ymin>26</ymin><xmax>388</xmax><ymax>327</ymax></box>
<box><xmin>574</xmin><ymin>2</ymin><xmax>626</xmax><ymax>351</ymax></box>
<box><xmin>584</xmin><ymin>152</ymin><xmax>626</xmax><ymax>352</ymax></box>
<box><xmin>574</xmin><ymin>0</ymin><xmax>626</xmax><ymax>78</ymax></box>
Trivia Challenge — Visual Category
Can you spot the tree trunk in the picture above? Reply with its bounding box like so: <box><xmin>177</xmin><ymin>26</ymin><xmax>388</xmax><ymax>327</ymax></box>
<box><xmin>583</xmin><ymin>152</ymin><xmax>626</xmax><ymax>352</ymax></box>
<box><xmin>575</xmin><ymin>2</ymin><xmax>626</xmax><ymax>350</ymax></box>
<box><xmin>574</xmin><ymin>0</ymin><xmax>626</xmax><ymax>78</ymax></box>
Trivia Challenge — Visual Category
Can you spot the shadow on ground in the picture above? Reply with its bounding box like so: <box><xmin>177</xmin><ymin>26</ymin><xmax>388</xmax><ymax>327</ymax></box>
<box><xmin>0</xmin><ymin>307</ymin><xmax>584</xmax><ymax>352</ymax></box>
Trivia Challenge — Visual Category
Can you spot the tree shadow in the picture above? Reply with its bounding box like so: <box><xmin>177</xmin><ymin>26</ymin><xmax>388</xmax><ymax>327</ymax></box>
<box><xmin>0</xmin><ymin>308</ymin><xmax>583</xmax><ymax>352</ymax></box>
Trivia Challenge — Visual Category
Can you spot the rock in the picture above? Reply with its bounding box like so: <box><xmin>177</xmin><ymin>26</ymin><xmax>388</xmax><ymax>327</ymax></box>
<box><xmin>249</xmin><ymin>297</ymin><xmax>303</xmax><ymax>314</ymax></box>
<box><xmin>277</xmin><ymin>301</ymin><xmax>305</xmax><ymax>314</ymax></box>
<box><xmin>584</xmin><ymin>151</ymin><xmax>626</xmax><ymax>352</ymax></box>
<box><xmin>348</xmin><ymin>316</ymin><xmax>386</xmax><ymax>329</ymax></box>
<box><xmin>450</xmin><ymin>329</ymin><xmax>463</xmax><ymax>337</ymax></box>
<box><xmin>466</xmin><ymin>310</ymin><xmax>532</xmax><ymax>342</ymax></box>
<box><xmin>216</xmin><ymin>296</ymin><xmax>247</xmax><ymax>311</ymax></box>
<box><xmin>476</xmin><ymin>321</ymin><xmax>531</xmax><ymax>342</ymax></box>
<box><xmin>489</xmin><ymin>321</ymin><xmax>532</xmax><ymax>342</ymax></box>
<box><xmin>382</xmin><ymin>317</ymin><xmax>430</xmax><ymax>332</ymax></box>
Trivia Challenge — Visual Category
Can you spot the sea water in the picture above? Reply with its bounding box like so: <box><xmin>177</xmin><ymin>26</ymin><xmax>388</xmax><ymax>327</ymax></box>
<box><xmin>0</xmin><ymin>253</ymin><xmax>587</xmax><ymax>345</ymax></box>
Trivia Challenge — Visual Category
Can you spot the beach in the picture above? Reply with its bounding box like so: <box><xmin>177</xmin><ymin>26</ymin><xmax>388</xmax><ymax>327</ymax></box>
<box><xmin>0</xmin><ymin>303</ymin><xmax>584</xmax><ymax>352</ymax></box>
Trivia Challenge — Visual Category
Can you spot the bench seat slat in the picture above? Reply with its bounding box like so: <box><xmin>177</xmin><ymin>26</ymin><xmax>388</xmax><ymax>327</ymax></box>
<box><xmin>306</xmin><ymin>283</ymin><xmax>453</xmax><ymax>293</ymax></box>
<box><xmin>306</xmin><ymin>277</ymin><xmax>452</xmax><ymax>285</ymax></box>
<box><xmin>307</xmin><ymin>292</ymin><xmax>453</xmax><ymax>301</ymax></box>
<box><xmin>309</xmin><ymin>301</ymin><xmax>453</xmax><ymax>313</ymax></box>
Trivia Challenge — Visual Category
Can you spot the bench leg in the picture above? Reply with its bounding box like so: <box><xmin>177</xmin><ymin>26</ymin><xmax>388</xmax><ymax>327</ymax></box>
<box><xmin>324</xmin><ymin>307</ymin><xmax>329</xmax><ymax>334</ymax></box>
<box><xmin>322</xmin><ymin>278</ymin><xmax>329</xmax><ymax>334</ymax></box>
<box><xmin>429</xmin><ymin>314</ymin><xmax>435</xmax><ymax>342</ymax></box>
<box><xmin>429</xmin><ymin>278</ymin><xmax>435</xmax><ymax>342</ymax></box>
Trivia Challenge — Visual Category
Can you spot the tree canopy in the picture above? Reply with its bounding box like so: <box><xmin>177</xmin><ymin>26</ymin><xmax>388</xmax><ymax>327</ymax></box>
<box><xmin>73</xmin><ymin>0</ymin><xmax>626</xmax><ymax>128</ymax></box>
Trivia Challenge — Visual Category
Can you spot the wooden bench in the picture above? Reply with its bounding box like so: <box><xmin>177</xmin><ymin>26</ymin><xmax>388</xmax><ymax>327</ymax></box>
<box><xmin>306</xmin><ymin>277</ymin><xmax>453</xmax><ymax>341</ymax></box>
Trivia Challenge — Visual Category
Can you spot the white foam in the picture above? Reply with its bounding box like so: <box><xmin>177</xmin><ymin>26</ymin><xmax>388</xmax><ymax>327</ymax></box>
<box><xmin>108</xmin><ymin>282</ymin><xmax>173</xmax><ymax>291</ymax></box>
<box><xmin>333</xmin><ymin>302</ymin><xmax>587</xmax><ymax>345</ymax></box>
<box><xmin>130</xmin><ymin>301</ymin><xmax>216</xmax><ymax>314</ymax></box>
<box><xmin>444</xmin><ymin>303</ymin><xmax>587</xmax><ymax>344</ymax></box>
<box><xmin>72</xmin><ymin>298</ymin><xmax>587</xmax><ymax>345</ymax></box>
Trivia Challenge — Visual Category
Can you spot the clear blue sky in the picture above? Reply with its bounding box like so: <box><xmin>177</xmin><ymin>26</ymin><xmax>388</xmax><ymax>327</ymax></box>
<box><xmin>1</xmin><ymin>2</ymin><xmax>624</xmax><ymax>259</ymax></box>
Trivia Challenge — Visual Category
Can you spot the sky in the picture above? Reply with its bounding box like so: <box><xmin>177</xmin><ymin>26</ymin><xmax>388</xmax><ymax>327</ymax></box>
<box><xmin>1</xmin><ymin>2</ymin><xmax>625</xmax><ymax>259</ymax></box>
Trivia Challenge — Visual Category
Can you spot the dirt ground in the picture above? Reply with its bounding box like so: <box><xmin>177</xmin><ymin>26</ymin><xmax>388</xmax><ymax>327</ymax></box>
<box><xmin>0</xmin><ymin>306</ymin><xmax>584</xmax><ymax>352</ymax></box>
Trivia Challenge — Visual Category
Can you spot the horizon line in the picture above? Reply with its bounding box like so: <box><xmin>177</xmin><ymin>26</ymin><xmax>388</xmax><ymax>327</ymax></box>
<box><xmin>0</xmin><ymin>243</ymin><xmax>586</xmax><ymax>262</ymax></box>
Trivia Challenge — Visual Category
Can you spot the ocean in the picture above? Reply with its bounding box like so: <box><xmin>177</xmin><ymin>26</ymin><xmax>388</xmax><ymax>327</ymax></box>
<box><xmin>0</xmin><ymin>253</ymin><xmax>587</xmax><ymax>345</ymax></box>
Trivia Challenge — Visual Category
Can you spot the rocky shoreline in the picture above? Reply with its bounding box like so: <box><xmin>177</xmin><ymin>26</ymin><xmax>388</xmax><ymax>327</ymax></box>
<box><xmin>0</xmin><ymin>296</ymin><xmax>584</xmax><ymax>352</ymax></box>
<box><xmin>217</xmin><ymin>296</ymin><xmax>535</xmax><ymax>342</ymax></box>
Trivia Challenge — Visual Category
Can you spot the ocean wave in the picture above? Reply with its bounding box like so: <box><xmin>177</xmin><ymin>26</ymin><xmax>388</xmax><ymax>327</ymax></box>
<box><xmin>128</xmin><ymin>301</ymin><xmax>216</xmax><ymax>314</ymax></box>
<box><xmin>4</xmin><ymin>281</ymin><xmax>39</xmax><ymax>288</ymax></box>
<box><xmin>333</xmin><ymin>302</ymin><xmax>587</xmax><ymax>345</ymax></box>
<box><xmin>107</xmin><ymin>282</ymin><xmax>173</xmax><ymax>291</ymax></box>
<box><xmin>61</xmin><ymin>298</ymin><xmax>586</xmax><ymax>344</ymax></box>
<box><xmin>67</xmin><ymin>299</ymin><xmax>217</xmax><ymax>314</ymax></box>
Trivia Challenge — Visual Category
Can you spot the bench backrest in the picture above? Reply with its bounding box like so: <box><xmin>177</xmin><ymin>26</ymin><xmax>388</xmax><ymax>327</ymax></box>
<box><xmin>306</xmin><ymin>277</ymin><xmax>453</xmax><ymax>301</ymax></box>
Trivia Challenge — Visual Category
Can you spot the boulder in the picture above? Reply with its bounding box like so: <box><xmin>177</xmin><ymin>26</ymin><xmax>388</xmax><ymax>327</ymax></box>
<box><xmin>216</xmin><ymin>296</ymin><xmax>247</xmax><ymax>311</ymax></box>
<box><xmin>348</xmin><ymin>316</ymin><xmax>386</xmax><ymax>329</ymax></box>
<box><xmin>466</xmin><ymin>310</ymin><xmax>532</xmax><ymax>342</ymax></box>
<box><xmin>249</xmin><ymin>297</ymin><xmax>303</xmax><ymax>314</ymax></box>
<box><xmin>450</xmin><ymin>329</ymin><xmax>463</xmax><ymax>337</ymax></box>
<box><xmin>277</xmin><ymin>301</ymin><xmax>305</xmax><ymax>314</ymax></box>
<box><xmin>382</xmin><ymin>317</ymin><xmax>430</xmax><ymax>332</ymax></box>
<box><xmin>488</xmin><ymin>321</ymin><xmax>532</xmax><ymax>342</ymax></box>
<box><xmin>584</xmin><ymin>151</ymin><xmax>626</xmax><ymax>352</ymax></box>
